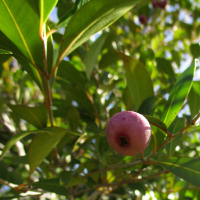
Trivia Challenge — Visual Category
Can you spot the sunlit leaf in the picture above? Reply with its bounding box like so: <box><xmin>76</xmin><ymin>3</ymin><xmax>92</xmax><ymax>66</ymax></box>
<box><xmin>161</xmin><ymin>61</ymin><xmax>196</xmax><ymax>127</ymax></box>
<box><xmin>57</xmin><ymin>0</ymin><xmax>142</xmax><ymax>62</ymax></box>
<box><xmin>0</xmin><ymin>0</ymin><xmax>44</xmax><ymax>71</ymax></box>
<box><xmin>40</xmin><ymin>0</ymin><xmax>58</xmax><ymax>26</ymax></box>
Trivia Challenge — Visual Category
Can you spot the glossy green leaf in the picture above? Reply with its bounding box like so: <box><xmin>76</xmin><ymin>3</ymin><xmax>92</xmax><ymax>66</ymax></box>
<box><xmin>0</xmin><ymin>0</ymin><xmax>44</xmax><ymax>71</ymax></box>
<box><xmin>188</xmin><ymin>81</ymin><xmax>200</xmax><ymax>118</ymax></box>
<box><xmin>85</xmin><ymin>33</ymin><xmax>108</xmax><ymax>79</ymax></box>
<box><xmin>9</xmin><ymin>104</ymin><xmax>48</xmax><ymax>128</ymax></box>
<box><xmin>28</xmin><ymin>127</ymin><xmax>66</xmax><ymax>174</ymax></box>
<box><xmin>121</xmin><ymin>53</ymin><xmax>154</xmax><ymax>110</ymax></box>
<box><xmin>31</xmin><ymin>178</ymin><xmax>69</xmax><ymax>196</ymax></box>
<box><xmin>160</xmin><ymin>157</ymin><xmax>200</xmax><ymax>187</ymax></box>
<box><xmin>57</xmin><ymin>0</ymin><xmax>142</xmax><ymax>61</ymax></box>
<box><xmin>40</xmin><ymin>0</ymin><xmax>58</xmax><ymax>26</ymax></box>
<box><xmin>161</xmin><ymin>61</ymin><xmax>196</xmax><ymax>127</ymax></box>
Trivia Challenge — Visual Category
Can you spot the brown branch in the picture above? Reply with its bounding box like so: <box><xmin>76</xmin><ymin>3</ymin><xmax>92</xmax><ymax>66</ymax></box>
<box><xmin>40</xmin><ymin>25</ymin><xmax>54</xmax><ymax>127</ymax></box>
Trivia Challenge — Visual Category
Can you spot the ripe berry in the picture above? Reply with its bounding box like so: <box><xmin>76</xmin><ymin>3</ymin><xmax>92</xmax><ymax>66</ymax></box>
<box><xmin>139</xmin><ymin>15</ymin><xmax>147</xmax><ymax>25</ymax></box>
<box><xmin>153</xmin><ymin>0</ymin><xmax>160</xmax><ymax>8</ymax></box>
<box><xmin>106</xmin><ymin>111</ymin><xmax>151</xmax><ymax>156</ymax></box>
<box><xmin>159</xmin><ymin>0</ymin><xmax>167</xmax><ymax>9</ymax></box>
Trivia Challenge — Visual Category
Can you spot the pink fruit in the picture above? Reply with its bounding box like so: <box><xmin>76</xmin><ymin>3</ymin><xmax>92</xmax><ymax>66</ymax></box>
<box><xmin>106</xmin><ymin>111</ymin><xmax>151</xmax><ymax>156</ymax></box>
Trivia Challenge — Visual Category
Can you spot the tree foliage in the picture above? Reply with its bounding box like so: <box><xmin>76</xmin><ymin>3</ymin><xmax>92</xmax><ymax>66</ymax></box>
<box><xmin>0</xmin><ymin>0</ymin><xmax>200</xmax><ymax>199</ymax></box>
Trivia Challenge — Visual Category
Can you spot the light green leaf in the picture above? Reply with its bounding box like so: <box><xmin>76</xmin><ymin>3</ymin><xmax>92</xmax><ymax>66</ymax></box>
<box><xmin>40</xmin><ymin>0</ymin><xmax>58</xmax><ymax>26</ymax></box>
<box><xmin>121</xmin><ymin>53</ymin><xmax>154</xmax><ymax>110</ymax></box>
<box><xmin>57</xmin><ymin>0</ymin><xmax>142</xmax><ymax>62</ymax></box>
<box><xmin>28</xmin><ymin>127</ymin><xmax>66</xmax><ymax>174</ymax></box>
<box><xmin>85</xmin><ymin>33</ymin><xmax>108</xmax><ymax>79</ymax></box>
<box><xmin>0</xmin><ymin>49</ymin><xmax>12</xmax><ymax>54</ymax></box>
<box><xmin>160</xmin><ymin>157</ymin><xmax>200</xmax><ymax>187</ymax></box>
<box><xmin>9</xmin><ymin>104</ymin><xmax>48</xmax><ymax>129</ymax></box>
<box><xmin>0</xmin><ymin>0</ymin><xmax>44</xmax><ymax>71</ymax></box>
<box><xmin>161</xmin><ymin>61</ymin><xmax>196</xmax><ymax>127</ymax></box>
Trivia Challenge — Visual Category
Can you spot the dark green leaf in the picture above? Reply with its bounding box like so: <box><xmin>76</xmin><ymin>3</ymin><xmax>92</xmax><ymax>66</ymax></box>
<box><xmin>161</xmin><ymin>61</ymin><xmax>196</xmax><ymax>127</ymax></box>
<box><xmin>160</xmin><ymin>157</ymin><xmax>200</xmax><ymax>187</ymax></box>
<box><xmin>188</xmin><ymin>81</ymin><xmax>200</xmax><ymax>118</ymax></box>
<box><xmin>190</xmin><ymin>43</ymin><xmax>200</xmax><ymax>58</ymax></box>
<box><xmin>85</xmin><ymin>33</ymin><xmax>108</xmax><ymax>79</ymax></box>
<box><xmin>31</xmin><ymin>178</ymin><xmax>69</xmax><ymax>196</ymax></box>
<box><xmin>120</xmin><ymin>53</ymin><xmax>154</xmax><ymax>110</ymax></box>
<box><xmin>156</xmin><ymin>57</ymin><xmax>175</xmax><ymax>81</ymax></box>
<box><xmin>138</xmin><ymin>96</ymin><xmax>164</xmax><ymax>115</ymax></box>
<box><xmin>0</xmin><ymin>131</ymin><xmax>38</xmax><ymax>160</ymax></box>
<box><xmin>28</xmin><ymin>127</ymin><xmax>66</xmax><ymax>174</ymax></box>
<box><xmin>57</xmin><ymin>61</ymin><xmax>86</xmax><ymax>90</ymax></box>
<box><xmin>144</xmin><ymin>115</ymin><xmax>168</xmax><ymax>133</ymax></box>
<box><xmin>9</xmin><ymin>104</ymin><xmax>48</xmax><ymax>128</ymax></box>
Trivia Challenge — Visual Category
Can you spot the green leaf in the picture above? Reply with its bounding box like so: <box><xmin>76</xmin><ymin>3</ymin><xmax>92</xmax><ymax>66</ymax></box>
<box><xmin>188</xmin><ymin>81</ymin><xmax>200</xmax><ymax>118</ymax></box>
<box><xmin>0</xmin><ymin>0</ymin><xmax>44</xmax><ymax>71</ymax></box>
<box><xmin>190</xmin><ymin>43</ymin><xmax>200</xmax><ymax>58</ymax></box>
<box><xmin>31</xmin><ymin>178</ymin><xmax>69</xmax><ymax>196</ymax></box>
<box><xmin>156</xmin><ymin>57</ymin><xmax>175</xmax><ymax>82</ymax></box>
<box><xmin>9</xmin><ymin>104</ymin><xmax>48</xmax><ymax>128</ymax></box>
<box><xmin>144</xmin><ymin>115</ymin><xmax>168</xmax><ymax>133</ymax></box>
<box><xmin>85</xmin><ymin>33</ymin><xmax>108</xmax><ymax>79</ymax></box>
<box><xmin>160</xmin><ymin>157</ymin><xmax>200</xmax><ymax>187</ymax></box>
<box><xmin>28</xmin><ymin>127</ymin><xmax>66</xmax><ymax>174</ymax></box>
<box><xmin>0</xmin><ymin>49</ymin><xmax>12</xmax><ymax>54</ymax></box>
<box><xmin>161</xmin><ymin>61</ymin><xmax>196</xmax><ymax>127</ymax></box>
<box><xmin>138</xmin><ymin>96</ymin><xmax>164</xmax><ymax>115</ymax></box>
<box><xmin>0</xmin><ymin>130</ymin><xmax>42</xmax><ymax>160</ymax></box>
<box><xmin>40</xmin><ymin>0</ymin><xmax>58</xmax><ymax>26</ymax></box>
<box><xmin>57</xmin><ymin>0</ymin><xmax>142</xmax><ymax>61</ymax></box>
<box><xmin>120</xmin><ymin>53</ymin><xmax>154</xmax><ymax>110</ymax></box>
<box><xmin>57</xmin><ymin>61</ymin><xmax>86</xmax><ymax>90</ymax></box>
<box><xmin>0</xmin><ymin>31</ymin><xmax>44</xmax><ymax>90</ymax></box>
